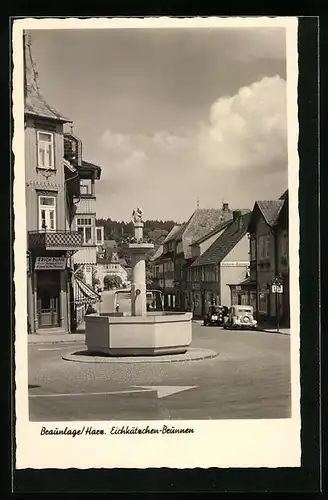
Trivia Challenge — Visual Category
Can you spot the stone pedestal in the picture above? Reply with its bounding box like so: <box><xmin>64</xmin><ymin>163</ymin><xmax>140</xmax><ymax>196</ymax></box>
<box><xmin>128</xmin><ymin>243</ymin><xmax>154</xmax><ymax>316</ymax></box>
<box><xmin>134</xmin><ymin>222</ymin><xmax>143</xmax><ymax>243</ymax></box>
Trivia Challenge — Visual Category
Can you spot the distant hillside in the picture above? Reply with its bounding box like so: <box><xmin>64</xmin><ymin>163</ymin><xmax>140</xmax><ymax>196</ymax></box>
<box><xmin>96</xmin><ymin>219</ymin><xmax>178</xmax><ymax>245</ymax></box>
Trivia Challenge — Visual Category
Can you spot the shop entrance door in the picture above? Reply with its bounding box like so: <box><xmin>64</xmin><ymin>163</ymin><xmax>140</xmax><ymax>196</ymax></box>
<box><xmin>37</xmin><ymin>271</ymin><xmax>60</xmax><ymax>328</ymax></box>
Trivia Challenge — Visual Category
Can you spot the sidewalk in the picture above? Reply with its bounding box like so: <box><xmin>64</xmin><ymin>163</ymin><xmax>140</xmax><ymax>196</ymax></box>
<box><xmin>28</xmin><ymin>322</ymin><xmax>86</xmax><ymax>345</ymax></box>
<box><xmin>258</xmin><ymin>327</ymin><xmax>290</xmax><ymax>335</ymax></box>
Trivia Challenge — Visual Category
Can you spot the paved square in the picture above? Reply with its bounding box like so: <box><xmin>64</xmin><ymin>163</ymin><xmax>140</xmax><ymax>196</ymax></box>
<box><xmin>28</xmin><ymin>323</ymin><xmax>291</xmax><ymax>421</ymax></box>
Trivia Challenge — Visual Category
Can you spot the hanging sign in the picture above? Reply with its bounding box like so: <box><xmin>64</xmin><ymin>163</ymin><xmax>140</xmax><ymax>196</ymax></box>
<box><xmin>35</xmin><ymin>256</ymin><xmax>67</xmax><ymax>270</ymax></box>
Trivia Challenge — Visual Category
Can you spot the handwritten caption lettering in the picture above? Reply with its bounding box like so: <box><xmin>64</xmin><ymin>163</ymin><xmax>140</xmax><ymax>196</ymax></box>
<box><xmin>40</xmin><ymin>425</ymin><xmax>195</xmax><ymax>437</ymax></box>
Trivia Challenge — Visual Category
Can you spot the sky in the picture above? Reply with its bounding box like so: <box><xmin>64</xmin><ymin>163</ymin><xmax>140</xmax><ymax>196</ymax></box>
<box><xmin>30</xmin><ymin>26</ymin><xmax>288</xmax><ymax>222</ymax></box>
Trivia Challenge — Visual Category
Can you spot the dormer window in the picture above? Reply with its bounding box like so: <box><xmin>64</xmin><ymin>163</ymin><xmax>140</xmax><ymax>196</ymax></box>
<box><xmin>37</xmin><ymin>131</ymin><xmax>54</xmax><ymax>169</ymax></box>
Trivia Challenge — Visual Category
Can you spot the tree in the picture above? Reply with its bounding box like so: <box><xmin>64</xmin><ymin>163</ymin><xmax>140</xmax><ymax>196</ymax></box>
<box><xmin>103</xmin><ymin>274</ymin><xmax>123</xmax><ymax>290</ymax></box>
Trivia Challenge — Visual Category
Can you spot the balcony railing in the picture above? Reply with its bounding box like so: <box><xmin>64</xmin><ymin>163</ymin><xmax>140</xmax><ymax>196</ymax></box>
<box><xmin>28</xmin><ymin>230</ymin><xmax>83</xmax><ymax>251</ymax></box>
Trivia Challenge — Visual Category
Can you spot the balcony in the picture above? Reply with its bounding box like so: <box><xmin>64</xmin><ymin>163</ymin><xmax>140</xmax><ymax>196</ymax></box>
<box><xmin>28</xmin><ymin>230</ymin><xmax>83</xmax><ymax>251</ymax></box>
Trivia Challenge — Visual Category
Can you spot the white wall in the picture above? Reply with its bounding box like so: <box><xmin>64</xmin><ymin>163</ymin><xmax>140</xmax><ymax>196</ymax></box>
<box><xmin>96</xmin><ymin>263</ymin><xmax>128</xmax><ymax>288</ymax></box>
<box><xmin>219</xmin><ymin>235</ymin><xmax>250</xmax><ymax>306</ymax></box>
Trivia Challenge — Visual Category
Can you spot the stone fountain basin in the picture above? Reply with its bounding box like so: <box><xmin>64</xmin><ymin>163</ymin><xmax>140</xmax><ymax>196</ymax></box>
<box><xmin>85</xmin><ymin>312</ymin><xmax>193</xmax><ymax>356</ymax></box>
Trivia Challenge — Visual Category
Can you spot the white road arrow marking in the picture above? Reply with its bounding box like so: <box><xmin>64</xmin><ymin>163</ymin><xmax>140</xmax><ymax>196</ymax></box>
<box><xmin>29</xmin><ymin>386</ymin><xmax>197</xmax><ymax>399</ymax></box>
<box><xmin>134</xmin><ymin>386</ymin><xmax>197</xmax><ymax>399</ymax></box>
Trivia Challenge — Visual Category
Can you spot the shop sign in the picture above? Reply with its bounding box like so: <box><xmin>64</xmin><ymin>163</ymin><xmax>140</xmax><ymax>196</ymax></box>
<box><xmin>35</xmin><ymin>256</ymin><xmax>67</xmax><ymax>270</ymax></box>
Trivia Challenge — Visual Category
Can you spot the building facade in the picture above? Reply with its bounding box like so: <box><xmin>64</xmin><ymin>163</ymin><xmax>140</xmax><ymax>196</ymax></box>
<box><xmin>64</xmin><ymin>132</ymin><xmax>104</xmax><ymax>287</ymax></box>
<box><xmin>189</xmin><ymin>211</ymin><xmax>251</xmax><ymax>317</ymax></box>
<box><xmin>233</xmin><ymin>191</ymin><xmax>290</xmax><ymax>327</ymax></box>
<box><xmin>24</xmin><ymin>33</ymin><xmax>83</xmax><ymax>334</ymax></box>
<box><xmin>153</xmin><ymin>225</ymin><xmax>182</xmax><ymax>309</ymax></box>
<box><xmin>96</xmin><ymin>252</ymin><xmax>129</xmax><ymax>290</ymax></box>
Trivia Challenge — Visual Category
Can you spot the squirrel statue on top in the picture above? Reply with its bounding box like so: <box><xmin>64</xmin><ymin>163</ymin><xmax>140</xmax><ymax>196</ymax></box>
<box><xmin>132</xmin><ymin>207</ymin><xmax>144</xmax><ymax>225</ymax></box>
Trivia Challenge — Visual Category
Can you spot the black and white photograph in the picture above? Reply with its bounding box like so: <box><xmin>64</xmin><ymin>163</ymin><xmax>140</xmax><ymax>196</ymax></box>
<box><xmin>13</xmin><ymin>17</ymin><xmax>300</xmax><ymax>469</ymax></box>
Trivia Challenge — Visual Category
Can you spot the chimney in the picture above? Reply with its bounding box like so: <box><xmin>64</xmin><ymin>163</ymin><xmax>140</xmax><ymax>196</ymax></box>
<box><xmin>233</xmin><ymin>210</ymin><xmax>242</xmax><ymax>221</ymax></box>
<box><xmin>233</xmin><ymin>210</ymin><xmax>243</xmax><ymax>230</ymax></box>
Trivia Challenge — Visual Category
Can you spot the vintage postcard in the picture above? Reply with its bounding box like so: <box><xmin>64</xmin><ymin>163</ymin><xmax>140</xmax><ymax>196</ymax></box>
<box><xmin>13</xmin><ymin>16</ymin><xmax>300</xmax><ymax>470</ymax></box>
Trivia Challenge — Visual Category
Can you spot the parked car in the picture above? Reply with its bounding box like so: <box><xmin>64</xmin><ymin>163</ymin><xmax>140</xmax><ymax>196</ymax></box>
<box><xmin>203</xmin><ymin>306</ymin><xmax>225</xmax><ymax>326</ymax></box>
<box><xmin>223</xmin><ymin>305</ymin><xmax>258</xmax><ymax>330</ymax></box>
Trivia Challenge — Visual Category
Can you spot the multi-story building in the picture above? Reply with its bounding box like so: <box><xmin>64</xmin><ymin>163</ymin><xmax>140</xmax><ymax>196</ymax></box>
<box><xmin>24</xmin><ymin>32</ymin><xmax>83</xmax><ymax>334</ymax></box>
<box><xmin>233</xmin><ymin>190</ymin><xmax>289</xmax><ymax>327</ymax></box>
<box><xmin>64</xmin><ymin>131</ymin><xmax>104</xmax><ymax>288</ymax></box>
<box><xmin>173</xmin><ymin>204</ymin><xmax>245</xmax><ymax>311</ymax></box>
<box><xmin>152</xmin><ymin>225</ymin><xmax>182</xmax><ymax>309</ymax></box>
<box><xmin>189</xmin><ymin>211</ymin><xmax>251</xmax><ymax>316</ymax></box>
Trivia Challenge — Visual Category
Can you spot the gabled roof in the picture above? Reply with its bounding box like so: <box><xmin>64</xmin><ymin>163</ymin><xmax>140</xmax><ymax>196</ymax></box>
<box><xmin>191</xmin><ymin>212</ymin><xmax>252</xmax><ymax>267</ymax></box>
<box><xmin>279</xmin><ymin>189</ymin><xmax>288</xmax><ymax>200</ymax></box>
<box><xmin>255</xmin><ymin>200</ymin><xmax>285</xmax><ymax>227</ymax></box>
<box><xmin>150</xmin><ymin>245</ymin><xmax>163</xmax><ymax>262</ymax></box>
<box><xmin>163</xmin><ymin>224</ymin><xmax>183</xmax><ymax>243</ymax></box>
<box><xmin>192</xmin><ymin>209</ymin><xmax>251</xmax><ymax>246</ymax></box>
<box><xmin>80</xmin><ymin>160</ymin><xmax>102</xmax><ymax>179</ymax></box>
<box><xmin>24</xmin><ymin>32</ymin><xmax>71</xmax><ymax>123</ymax></box>
<box><xmin>182</xmin><ymin>208</ymin><xmax>236</xmax><ymax>259</ymax></box>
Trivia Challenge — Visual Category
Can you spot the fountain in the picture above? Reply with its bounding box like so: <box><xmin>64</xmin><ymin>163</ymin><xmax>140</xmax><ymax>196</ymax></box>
<box><xmin>84</xmin><ymin>208</ymin><xmax>193</xmax><ymax>356</ymax></box>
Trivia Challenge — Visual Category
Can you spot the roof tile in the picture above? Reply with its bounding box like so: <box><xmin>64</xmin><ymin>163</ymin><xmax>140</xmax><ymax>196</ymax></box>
<box><xmin>191</xmin><ymin>212</ymin><xmax>252</xmax><ymax>267</ymax></box>
<box><xmin>256</xmin><ymin>200</ymin><xmax>284</xmax><ymax>226</ymax></box>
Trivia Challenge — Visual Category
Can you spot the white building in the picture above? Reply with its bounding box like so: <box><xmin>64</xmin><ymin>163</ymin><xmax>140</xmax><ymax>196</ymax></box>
<box><xmin>96</xmin><ymin>251</ymin><xmax>129</xmax><ymax>290</ymax></box>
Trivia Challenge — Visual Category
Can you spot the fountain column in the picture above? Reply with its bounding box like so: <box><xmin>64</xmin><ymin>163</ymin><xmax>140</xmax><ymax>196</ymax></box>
<box><xmin>129</xmin><ymin>209</ymin><xmax>154</xmax><ymax>317</ymax></box>
<box><xmin>131</xmin><ymin>250</ymin><xmax>147</xmax><ymax>316</ymax></box>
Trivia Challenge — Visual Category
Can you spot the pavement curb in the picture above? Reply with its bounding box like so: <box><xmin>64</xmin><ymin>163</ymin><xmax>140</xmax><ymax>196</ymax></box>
<box><xmin>62</xmin><ymin>348</ymin><xmax>219</xmax><ymax>364</ymax></box>
<box><xmin>258</xmin><ymin>329</ymin><xmax>290</xmax><ymax>336</ymax></box>
<box><xmin>29</xmin><ymin>339</ymin><xmax>86</xmax><ymax>345</ymax></box>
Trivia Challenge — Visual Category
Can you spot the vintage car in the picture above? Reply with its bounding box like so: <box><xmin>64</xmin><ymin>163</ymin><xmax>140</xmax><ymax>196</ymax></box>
<box><xmin>223</xmin><ymin>305</ymin><xmax>258</xmax><ymax>330</ymax></box>
<box><xmin>203</xmin><ymin>306</ymin><xmax>225</xmax><ymax>326</ymax></box>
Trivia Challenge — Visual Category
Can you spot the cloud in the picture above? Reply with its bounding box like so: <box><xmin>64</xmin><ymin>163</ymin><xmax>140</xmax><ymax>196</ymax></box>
<box><xmin>97</xmin><ymin>75</ymin><xmax>288</xmax><ymax>219</ymax></box>
<box><xmin>197</xmin><ymin>75</ymin><xmax>287</xmax><ymax>170</ymax></box>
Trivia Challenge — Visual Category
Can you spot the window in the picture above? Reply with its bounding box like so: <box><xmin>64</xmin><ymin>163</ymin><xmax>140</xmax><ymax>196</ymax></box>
<box><xmin>80</xmin><ymin>179</ymin><xmax>93</xmax><ymax>196</ymax></box>
<box><xmin>38</xmin><ymin>195</ymin><xmax>56</xmax><ymax>231</ymax></box>
<box><xmin>281</xmin><ymin>231</ymin><xmax>288</xmax><ymax>257</ymax></box>
<box><xmin>264</xmin><ymin>235</ymin><xmax>270</xmax><ymax>259</ymax></box>
<box><xmin>258</xmin><ymin>236</ymin><xmax>264</xmax><ymax>259</ymax></box>
<box><xmin>76</xmin><ymin>217</ymin><xmax>93</xmax><ymax>245</ymax></box>
<box><xmin>96</xmin><ymin>226</ymin><xmax>104</xmax><ymax>246</ymax></box>
<box><xmin>250</xmin><ymin>237</ymin><xmax>256</xmax><ymax>261</ymax></box>
<box><xmin>37</xmin><ymin>131</ymin><xmax>54</xmax><ymax>169</ymax></box>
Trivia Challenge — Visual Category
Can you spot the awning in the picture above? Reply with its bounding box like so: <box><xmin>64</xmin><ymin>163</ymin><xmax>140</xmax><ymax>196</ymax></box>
<box><xmin>72</xmin><ymin>274</ymin><xmax>101</xmax><ymax>305</ymax></box>
<box><xmin>227</xmin><ymin>278</ymin><xmax>256</xmax><ymax>288</ymax></box>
